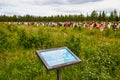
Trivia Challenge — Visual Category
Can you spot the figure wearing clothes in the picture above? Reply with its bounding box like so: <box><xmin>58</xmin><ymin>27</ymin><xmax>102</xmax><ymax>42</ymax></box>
<box><xmin>65</xmin><ymin>22</ymin><xmax>69</xmax><ymax>29</ymax></box>
<box><xmin>113</xmin><ymin>23</ymin><xmax>117</xmax><ymax>31</ymax></box>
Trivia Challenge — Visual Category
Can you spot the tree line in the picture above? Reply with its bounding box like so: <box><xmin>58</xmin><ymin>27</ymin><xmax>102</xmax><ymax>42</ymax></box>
<box><xmin>0</xmin><ymin>10</ymin><xmax>120</xmax><ymax>22</ymax></box>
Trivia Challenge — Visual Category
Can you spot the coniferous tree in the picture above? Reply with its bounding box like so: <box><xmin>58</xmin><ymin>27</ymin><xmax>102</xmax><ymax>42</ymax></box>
<box><xmin>119</xmin><ymin>12</ymin><xmax>120</xmax><ymax>21</ymax></box>
<box><xmin>109</xmin><ymin>11</ymin><xmax>114</xmax><ymax>21</ymax></box>
<box><xmin>90</xmin><ymin>10</ymin><xmax>98</xmax><ymax>21</ymax></box>
<box><xmin>113</xmin><ymin>10</ymin><xmax>119</xmax><ymax>21</ymax></box>
<box><xmin>86</xmin><ymin>13</ymin><xmax>90</xmax><ymax>21</ymax></box>
<box><xmin>101</xmin><ymin>11</ymin><xmax>106</xmax><ymax>21</ymax></box>
<box><xmin>0</xmin><ymin>10</ymin><xmax>120</xmax><ymax>22</ymax></box>
<box><xmin>98</xmin><ymin>11</ymin><xmax>102</xmax><ymax>21</ymax></box>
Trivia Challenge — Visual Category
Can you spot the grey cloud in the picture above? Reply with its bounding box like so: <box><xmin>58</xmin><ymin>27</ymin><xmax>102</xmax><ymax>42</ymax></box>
<box><xmin>68</xmin><ymin>0</ymin><xmax>102</xmax><ymax>4</ymax></box>
<box><xmin>0</xmin><ymin>2</ymin><xmax>16</xmax><ymax>8</ymax></box>
<box><xmin>53</xmin><ymin>6</ymin><xmax>81</xmax><ymax>14</ymax></box>
<box><xmin>0</xmin><ymin>10</ymin><xmax>18</xmax><ymax>16</ymax></box>
<box><xmin>0</xmin><ymin>0</ymin><xmax>103</xmax><ymax>7</ymax></box>
<box><xmin>26</xmin><ymin>0</ymin><xmax>102</xmax><ymax>6</ymax></box>
<box><xmin>30</xmin><ymin>0</ymin><xmax>65</xmax><ymax>6</ymax></box>
<box><xmin>0</xmin><ymin>3</ymin><xmax>9</xmax><ymax>7</ymax></box>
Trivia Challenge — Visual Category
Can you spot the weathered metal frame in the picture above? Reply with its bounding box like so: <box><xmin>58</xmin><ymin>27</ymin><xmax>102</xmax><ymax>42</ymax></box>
<box><xmin>36</xmin><ymin>47</ymin><xmax>81</xmax><ymax>71</ymax></box>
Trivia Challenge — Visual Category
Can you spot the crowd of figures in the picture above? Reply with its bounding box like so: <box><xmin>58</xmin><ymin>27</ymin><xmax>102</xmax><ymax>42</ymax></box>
<box><xmin>2</xmin><ymin>21</ymin><xmax>120</xmax><ymax>31</ymax></box>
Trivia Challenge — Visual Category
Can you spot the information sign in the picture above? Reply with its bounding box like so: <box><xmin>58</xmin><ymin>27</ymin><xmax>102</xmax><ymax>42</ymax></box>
<box><xmin>36</xmin><ymin>47</ymin><xmax>81</xmax><ymax>70</ymax></box>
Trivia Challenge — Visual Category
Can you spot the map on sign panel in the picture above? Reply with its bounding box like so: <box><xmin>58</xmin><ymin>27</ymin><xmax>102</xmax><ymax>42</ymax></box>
<box><xmin>40</xmin><ymin>49</ymin><xmax>77</xmax><ymax>66</ymax></box>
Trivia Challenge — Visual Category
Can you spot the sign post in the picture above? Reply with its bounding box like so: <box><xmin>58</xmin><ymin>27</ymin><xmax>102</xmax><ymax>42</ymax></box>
<box><xmin>36</xmin><ymin>47</ymin><xmax>81</xmax><ymax>80</ymax></box>
<box><xmin>57</xmin><ymin>68</ymin><xmax>60</xmax><ymax>80</ymax></box>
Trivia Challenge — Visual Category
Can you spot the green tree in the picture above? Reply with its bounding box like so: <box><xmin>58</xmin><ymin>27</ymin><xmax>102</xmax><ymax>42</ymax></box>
<box><xmin>119</xmin><ymin>12</ymin><xmax>120</xmax><ymax>21</ymax></box>
<box><xmin>90</xmin><ymin>10</ymin><xmax>98</xmax><ymax>21</ymax></box>
<box><xmin>101</xmin><ymin>11</ymin><xmax>106</xmax><ymax>21</ymax></box>
<box><xmin>98</xmin><ymin>11</ymin><xmax>102</xmax><ymax>21</ymax></box>
<box><xmin>109</xmin><ymin>12</ymin><xmax>114</xmax><ymax>21</ymax></box>
<box><xmin>113</xmin><ymin>10</ymin><xmax>119</xmax><ymax>21</ymax></box>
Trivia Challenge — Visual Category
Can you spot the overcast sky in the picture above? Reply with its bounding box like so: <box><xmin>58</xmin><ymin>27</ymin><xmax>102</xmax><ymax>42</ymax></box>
<box><xmin>0</xmin><ymin>0</ymin><xmax>120</xmax><ymax>16</ymax></box>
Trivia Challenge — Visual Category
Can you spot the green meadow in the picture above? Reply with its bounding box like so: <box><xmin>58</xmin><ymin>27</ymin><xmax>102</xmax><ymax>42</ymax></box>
<box><xmin>0</xmin><ymin>23</ymin><xmax>120</xmax><ymax>80</ymax></box>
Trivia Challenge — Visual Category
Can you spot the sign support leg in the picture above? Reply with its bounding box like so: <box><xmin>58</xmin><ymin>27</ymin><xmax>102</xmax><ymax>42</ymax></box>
<box><xmin>57</xmin><ymin>68</ymin><xmax>61</xmax><ymax>80</ymax></box>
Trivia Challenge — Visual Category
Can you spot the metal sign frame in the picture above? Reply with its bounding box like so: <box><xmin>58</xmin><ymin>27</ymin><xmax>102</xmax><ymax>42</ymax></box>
<box><xmin>36</xmin><ymin>47</ymin><xmax>81</xmax><ymax>70</ymax></box>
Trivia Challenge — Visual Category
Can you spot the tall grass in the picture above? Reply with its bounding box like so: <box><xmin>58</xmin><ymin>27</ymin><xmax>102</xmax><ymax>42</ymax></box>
<box><xmin>0</xmin><ymin>23</ymin><xmax>120</xmax><ymax>80</ymax></box>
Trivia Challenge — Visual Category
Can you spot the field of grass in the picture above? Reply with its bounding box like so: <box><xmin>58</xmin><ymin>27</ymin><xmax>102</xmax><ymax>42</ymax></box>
<box><xmin>0</xmin><ymin>23</ymin><xmax>120</xmax><ymax>80</ymax></box>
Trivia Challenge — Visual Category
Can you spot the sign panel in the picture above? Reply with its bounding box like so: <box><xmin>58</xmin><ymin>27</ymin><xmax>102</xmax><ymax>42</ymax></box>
<box><xmin>36</xmin><ymin>47</ymin><xmax>81</xmax><ymax>70</ymax></box>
